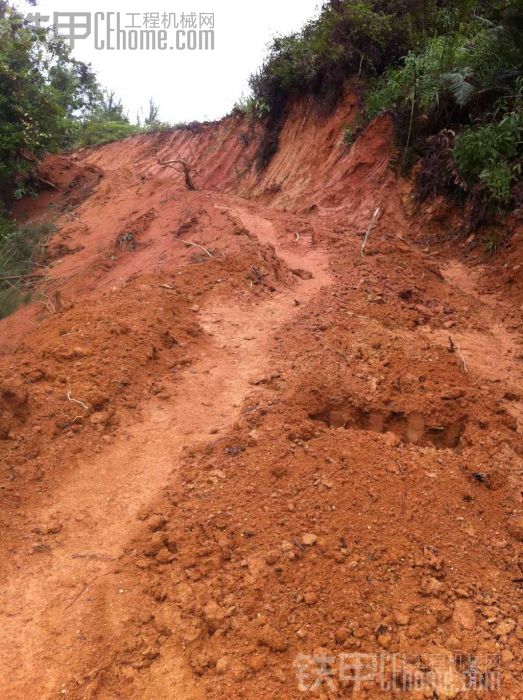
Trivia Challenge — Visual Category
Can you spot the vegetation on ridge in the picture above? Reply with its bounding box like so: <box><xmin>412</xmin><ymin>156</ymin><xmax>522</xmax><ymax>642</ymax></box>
<box><xmin>248</xmin><ymin>0</ymin><xmax>523</xmax><ymax>226</ymax></box>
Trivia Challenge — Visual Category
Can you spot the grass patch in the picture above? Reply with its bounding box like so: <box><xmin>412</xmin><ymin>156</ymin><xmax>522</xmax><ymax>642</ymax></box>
<box><xmin>0</xmin><ymin>213</ymin><xmax>55</xmax><ymax>318</ymax></box>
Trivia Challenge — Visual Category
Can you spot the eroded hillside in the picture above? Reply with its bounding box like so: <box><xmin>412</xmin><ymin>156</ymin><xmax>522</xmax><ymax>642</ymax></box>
<box><xmin>0</xmin><ymin>94</ymin><xmax>522</xmax><ymax>699</ymax></box>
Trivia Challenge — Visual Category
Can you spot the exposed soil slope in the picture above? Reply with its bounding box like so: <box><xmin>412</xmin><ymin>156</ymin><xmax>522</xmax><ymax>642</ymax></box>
<box><xmin>0</xmin><ymin>94</ymin><xmax>522</xmax><ymax>699</ymax></box>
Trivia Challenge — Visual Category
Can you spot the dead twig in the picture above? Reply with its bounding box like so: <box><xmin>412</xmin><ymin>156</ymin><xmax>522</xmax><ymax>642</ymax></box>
<box><xmin>184</xmin><ymin>241</ymin><xmax>213</xmax><ymax>257</ymax></box>
<box><xmin>361</xmin><ymin>207</ymin><xmax>381</xmax><ymax>257</ymax></box>
<box><xmin>63</xmin><ymin>570</ymin><xmax>114</xmax><ymax>611</ymax></box>
<box><xmin>0</xmin><ymin>273</ymin><xmax>44</xmax><ymax>282</ymax></box>
<box><xmin>448</xmin><ymin>335</ymin><xmax>468</xmax><ymax>373</ymax></box>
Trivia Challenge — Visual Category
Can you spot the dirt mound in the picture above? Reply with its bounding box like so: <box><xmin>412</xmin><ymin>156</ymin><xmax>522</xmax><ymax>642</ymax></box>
<box><xmin>0</xmin><ymin>93</ymin><xmax>522</xmax><ymax>699</ymax></box>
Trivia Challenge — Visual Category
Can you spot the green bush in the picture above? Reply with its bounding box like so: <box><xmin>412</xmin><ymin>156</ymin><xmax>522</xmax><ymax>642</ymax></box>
<box><xmin>453</xmin><ymin>111</ymin><xmax>522</xmax><ymax>202</ymax></box>
<box><xmin>363</xmin><ymin>6</ymin><xmax>522</xmax><ymax>216</ymax></box>
<box><xmin>249</xmin><ymin>0</ymin><xmax>431</xmax><ymax>169</ymax></box>
<box><xmin>231</xmin><ymin>95</ymin><xmax>269</xmax><ymax>121</ymax></box>
<box><xmin>74</xmin><ymin>120</ymin><xmax>142</xmax><ymax>147</ymax></box>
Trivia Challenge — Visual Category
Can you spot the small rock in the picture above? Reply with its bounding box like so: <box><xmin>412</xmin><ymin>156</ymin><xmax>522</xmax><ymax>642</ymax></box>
<box><xmin>32</xmin><ymin>519</ymin><xmax>62</xmax><ymax>536</ymax></box>
<box><xmin>394</xmin><ymin>611</ymin><xmax>410</xmax><ymax>626</ymax></box>
<box><xmin>265</xmin><ymin>550</ymin><xmax>279</xmax><ymax>565</ymax></box>
<box><xmin>147</xmin><ymin>514</ymin><xmax>167</xmax><ymax>532</ymax></box>
<box><xmin>257</xmin><ymin>625</ymin><xmax>288</xmax><ymax>652</ymax></box>
<box><xmin>203</xmin><ymin>601</ymin><xmax>227</xmax><ymax>631</ymax></box>
<box><xmin>420</xmin><ymin>576</ymin><xmax>444</xmax><ymax>596</ymax></box>
<box><xmin>302</xmin><ymin>533</ymin><xmax>317</xmax><ymax>546</ymax></box>
<box><xmin>383</xmin><ymin>431</ymin><xmax>401</xmax><ymax>448</ymax></box>
<box><xmin>334</xmin><ymin>626</ymin><xmax>350</xmax><ymax>644</ymax></box>
<box><xmin>156</xmin><ymin>547</ymin><xmax>175</xmax><ymax>564</ymax></box>
<box><xmin>377</xmin><ymin>633</ymin><xmax>392</xmax><ymax>648</ymax></box>
<box><xmin>144</xmin><ymin>532</ymin><xmax>166</xmax><ymax>557</ymax></box>
<box><xmin>248</xmin><ymin>655</ymin><xmax>266</xmax><ymax>672</ymax></box>
<box><xmin>452</xmin><ymin>600</ymin><xmax>476</xmax><ymax>631</ymax></box>
<box><xmin>494</xmin><ymin>619</ymin><xmax>516</xmax><ymax>638</ymax></box>
<box><xmin>291</xmin><ymin>268</ymin><xmax>313</xmax><ymax>280</ymax></box>
<box><xmin>215</xmin><ymin>656</ymin><xmax>229</xmax><ymax>674</ymax></box>
<box><xmin>304</xmin><ymin>591</ymin><xmax>318</xmax><ymax>605</ymax></box>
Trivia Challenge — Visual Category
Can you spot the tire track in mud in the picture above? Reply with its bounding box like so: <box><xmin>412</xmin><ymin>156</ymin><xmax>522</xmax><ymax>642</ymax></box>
<box><xmin>0</xmin><ymin>205</ymin><xmax>331</xmax><ymax>698</ymax></box>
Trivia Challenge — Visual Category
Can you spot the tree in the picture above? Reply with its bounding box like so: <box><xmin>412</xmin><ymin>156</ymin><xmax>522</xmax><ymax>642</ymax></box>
<box><xmin>0</xmin><ymin>1</ymin><xmax>99</xmax><ymax>200</ymax></box>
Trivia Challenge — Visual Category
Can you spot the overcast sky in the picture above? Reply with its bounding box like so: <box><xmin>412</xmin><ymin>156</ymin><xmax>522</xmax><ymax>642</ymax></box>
<box><xmin>17</xmin><ymin>0</ymin><xmax>321</xmax><ymax>123</ymax></box>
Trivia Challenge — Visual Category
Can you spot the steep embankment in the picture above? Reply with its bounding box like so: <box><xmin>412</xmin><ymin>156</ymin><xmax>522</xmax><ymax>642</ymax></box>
<box><xmin>0</xmin><ymin>94</ymin><xmax>522</xmax><ymax>699</ymax></box>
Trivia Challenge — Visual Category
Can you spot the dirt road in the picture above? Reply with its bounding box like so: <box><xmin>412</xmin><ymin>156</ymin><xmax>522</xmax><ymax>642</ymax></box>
<box><xmin>0</xmin><ymin>103</ymin><xmax>522</xmax><ymax>698</ymax></box>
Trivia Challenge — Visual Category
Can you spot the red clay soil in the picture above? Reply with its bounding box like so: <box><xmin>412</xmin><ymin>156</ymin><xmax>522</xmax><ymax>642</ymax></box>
<box><xmin>0</xmin><ymin>94</ymin><xmax>522</xmax><ymax>699</ymax></box>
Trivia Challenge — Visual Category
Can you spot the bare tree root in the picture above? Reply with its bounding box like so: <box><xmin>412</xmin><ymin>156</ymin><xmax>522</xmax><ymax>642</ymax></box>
<box><xmin>157</xmin><ymin>157</ymin><xmax>197</xmax><ymax>191</ymax></box>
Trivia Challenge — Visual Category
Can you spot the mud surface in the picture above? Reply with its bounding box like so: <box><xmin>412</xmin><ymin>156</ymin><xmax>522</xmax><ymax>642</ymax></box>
<box><xmin>1</xmin><ymin>97</ymin><xmax>522</xmax><ymax>699</ymax></box>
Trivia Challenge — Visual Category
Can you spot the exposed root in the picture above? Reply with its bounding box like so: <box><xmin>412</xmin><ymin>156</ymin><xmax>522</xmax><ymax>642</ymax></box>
<box><xmin>157</xmin><ymin>157</ymin><xmax>197</xmax><ymax>191</ymax></box>
<box><xmin>66</xmin><ymin>391</ymin><xmax>89</xmax><ymax>411</ymax></box>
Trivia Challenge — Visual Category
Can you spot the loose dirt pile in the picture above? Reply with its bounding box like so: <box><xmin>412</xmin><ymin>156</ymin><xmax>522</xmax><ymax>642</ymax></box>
<box><xmin>0</xmin><ymin>94</ymin><xmax>522</xmax><ymax>699</ymax></box>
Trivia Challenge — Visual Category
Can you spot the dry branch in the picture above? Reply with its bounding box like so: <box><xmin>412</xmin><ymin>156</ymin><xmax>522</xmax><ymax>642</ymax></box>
<box><xmin>34</xmin><ymin>172</ymin><xmax>58</xmax><ymax>191</ymax></box>
<box><xmin>184</xmin><ymin>241</ymin><xmax>213</xmax><ymax>257</ymax></box>
<box><xmin>157</xmin><ymin>157</ymin><xmax>196</xmax><ymax>191</ymax></box>
<box><xmin>0</xmin><ymin>273</ymin><xmax>44</xmax><ymax>282</ymax></box>
<box><xmin>361</xmin><ymin>207</ymin><xmax>381</xmax><ymax>257</ymax></box>
<box><xmin>448</xmin><ymin>335</ymin><xmax>468</xmax><ymax>372</ymax></box>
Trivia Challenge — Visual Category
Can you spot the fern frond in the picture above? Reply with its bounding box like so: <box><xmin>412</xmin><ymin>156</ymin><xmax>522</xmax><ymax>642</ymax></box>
<box><xmin>442</xmin><ymin>70</ymin><xmax>476</xmax><ymax>107</ymax></box>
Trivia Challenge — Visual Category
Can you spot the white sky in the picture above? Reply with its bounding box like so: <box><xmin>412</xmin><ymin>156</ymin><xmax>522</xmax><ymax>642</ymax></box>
<box><xmin>16</xmin><ymin>0</ymin><xmax>321</xmax><ymax>123</ymax></box>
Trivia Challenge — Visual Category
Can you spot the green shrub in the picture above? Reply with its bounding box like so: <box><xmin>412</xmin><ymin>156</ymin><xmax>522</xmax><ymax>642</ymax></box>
<box><xmin>231</xmin><ymin>95</ymin><xmax>269</xmax><ymax>121</ymax></box>
<box><xmin>249</xmin><ymin>0</ymin><xmax>434</xmax><ymax>169</ymax></box>
<box><xmin>74</xmin><ymin>119</ymin><xmax>142</xmax><ymax>147</ymax></box>
<box><xmin>453</xmin><ymin>111</ymin><xmax>522</xmax><ymax>202</ymax></box>
<box><xmin>364</xmin><ymin>7</ymin><xmax>522</xmax><ymax>216</ymax></box>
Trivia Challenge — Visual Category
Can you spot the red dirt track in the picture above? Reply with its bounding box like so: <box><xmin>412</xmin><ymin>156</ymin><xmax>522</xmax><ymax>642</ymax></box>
<box><xmin>0</xmin><ymin>95</ymin><xmax>522</xmax><ymax>699</ymax></box>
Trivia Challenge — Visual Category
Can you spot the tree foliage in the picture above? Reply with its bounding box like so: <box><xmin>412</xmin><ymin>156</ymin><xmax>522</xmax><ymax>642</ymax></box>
<box><xmin>249</xmin><ymin>0</ymin><xmax>523</xmax><ymax>221</ymax></box>
<box><xmin>0</xmin><ymin>2</ymin><xmax>171</xmax><ymax>194</ymax></box>
<box><xmin>0</xmin><ymin>1</ymin><xmax>99</xmax><ymax>197</ymax></box>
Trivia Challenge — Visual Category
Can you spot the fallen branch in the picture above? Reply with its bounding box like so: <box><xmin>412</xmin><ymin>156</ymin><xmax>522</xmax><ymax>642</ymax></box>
<box><xmin>19</xmin><ymin>154</ymin><xmax>58</xmax><ymax>191</ymax></box>
<box><xmin>157</xmin><ymin>157</ymin><xmax>196</xmax><ymax>191</ymax></box>
<box><xmin>184</xmin><ymin>241</ymin><xmax>213</xmax><ymax>257</ymax></box>
<box><xmin>34</xmin><ymin>172</ymin><xmax>58</xmax><ymax>191</ymax></box>
<box><xmin>360</xmin><ymin>207</ymin><xmax>381</xmax><ymax>257</ymax></box>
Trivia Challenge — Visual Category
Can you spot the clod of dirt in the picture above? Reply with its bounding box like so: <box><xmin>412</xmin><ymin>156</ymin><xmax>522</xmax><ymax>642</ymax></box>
<box><xmin>507</xmin><ymin>516</ymin><xmax>523</xmax><ymax>542</ymax></box>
